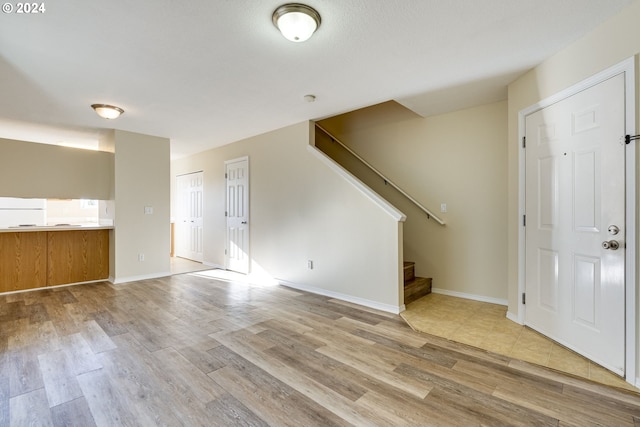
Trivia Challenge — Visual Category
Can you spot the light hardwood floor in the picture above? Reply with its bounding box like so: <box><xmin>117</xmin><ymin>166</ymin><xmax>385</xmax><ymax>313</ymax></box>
<box><xmin>1</xmin><ymin>272</ymin><xmax>640</xmax><ymax>426</ymax></box>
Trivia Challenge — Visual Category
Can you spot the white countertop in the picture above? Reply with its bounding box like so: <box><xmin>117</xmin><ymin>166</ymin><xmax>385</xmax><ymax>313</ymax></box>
<box><xmin>0</xmin><ymin>224</ymin><xmax>114</xmax><ymax>233</ymax></box>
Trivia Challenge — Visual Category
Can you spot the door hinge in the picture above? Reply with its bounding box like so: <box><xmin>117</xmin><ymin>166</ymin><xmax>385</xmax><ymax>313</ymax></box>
<box><xmin>225</xmin><ymin>173</ymin><xmax>228</xmax><ymax>179</ymax></box>
<box><xmin>225</xmin><ymin>211</ymin><xmax>228</xmax><ymax>217</ymax></box>
<box><xmin>522</xmin><ymin>293</ymin><xmax>526</xmax><ymax>305</ymax></box>
<box><xmin>625</xmin><ymin>134</ymin><xmax>640</xmax><ymax>144</ymax></box>
<box><xmin>523</xmin><ymin>215</ymin><xmax>526</xmax><ymax>226</ymax></box>
<box><xmin>225</xmin><ymin>249</ymin><xmax>227</xmax><ymax>255</ymax></box>
<box><xmin>522</xmin><ymin>136</ymin><xmax>526</xmax><ymax>148</ymax></box>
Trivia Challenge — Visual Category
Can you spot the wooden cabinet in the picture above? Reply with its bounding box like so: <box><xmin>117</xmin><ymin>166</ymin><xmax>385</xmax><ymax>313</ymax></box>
<box><xmin>0</xmin><ymin>229</ymin><xmax>110</xmax><ymax>293</ymax></box>
<box><xmin>0</xmin><ymin>231</ymin><xmax>47</xmax><ymax>292</ymax></box>
<box><xmin>47</xmin><ymin>229</ymin><xmax>109</xmax><ymax>287</ymax></box>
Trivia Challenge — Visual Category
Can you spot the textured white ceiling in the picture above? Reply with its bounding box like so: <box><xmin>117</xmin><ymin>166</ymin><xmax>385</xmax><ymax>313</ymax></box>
<box><xmin>0</xmin><ymin>0</ymin><xmax>635</xmax><ymax>158</ymax></box>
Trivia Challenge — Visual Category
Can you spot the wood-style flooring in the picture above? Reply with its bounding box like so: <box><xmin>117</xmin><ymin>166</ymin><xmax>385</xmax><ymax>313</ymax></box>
<box><xmin>1</xmin><ymin>272</ymin><xmax>639</xmax><ymax>426</ymax></box>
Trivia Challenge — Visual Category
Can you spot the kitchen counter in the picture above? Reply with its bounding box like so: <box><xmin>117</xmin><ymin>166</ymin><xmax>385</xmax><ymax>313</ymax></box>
<box><xmin>0</xmin><ymin>224</ymin><xmax>113</xmax><ymax>233</ymax></box>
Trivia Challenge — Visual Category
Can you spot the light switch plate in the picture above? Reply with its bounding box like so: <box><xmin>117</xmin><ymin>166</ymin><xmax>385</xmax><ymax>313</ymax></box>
<box><xmin>144</xmin><ymin>206</ymin><xmax>153</xmax><ymax>215</ymax></box>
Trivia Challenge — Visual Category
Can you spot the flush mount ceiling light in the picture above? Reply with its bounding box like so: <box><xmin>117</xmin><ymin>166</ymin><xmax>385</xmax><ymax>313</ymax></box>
<box><xmin>272</xmin><ymin>3</ymin><xmax>321</xmax><ymax>42</ymax></box>
<box><xmin>91</xmin><ymin>104</ymin><xmax>124</xmax><ymax>119</ymax></box>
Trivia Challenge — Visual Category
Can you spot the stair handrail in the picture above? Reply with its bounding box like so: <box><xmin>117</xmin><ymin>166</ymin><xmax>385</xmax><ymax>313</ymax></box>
<box><xmin>315</xmin><ymin>123</ymin><xmax>445</xmax><ymax>226</ymax></box>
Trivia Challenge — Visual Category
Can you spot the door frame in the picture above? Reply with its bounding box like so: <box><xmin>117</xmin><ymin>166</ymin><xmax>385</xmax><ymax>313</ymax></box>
<box><xmin>517</xmin><ymin>57</ymin><xmax>636</xmax><ymax>384</ymax></box>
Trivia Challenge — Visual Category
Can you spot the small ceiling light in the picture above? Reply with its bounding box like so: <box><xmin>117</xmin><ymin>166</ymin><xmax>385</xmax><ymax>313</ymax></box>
<box><xmin>304</xmin><ymin>94</ymin><xmax>316</xmax><ymax>102</ymax></box>
<box><xmin>272</xmin><ymin>3</ymin><xmax>321</xmax><ymax>42</ymax></box>
<box><xmin>91</xmin><ymin>104</ymin><xmax>124</xmax><ymax>119</ymax></box>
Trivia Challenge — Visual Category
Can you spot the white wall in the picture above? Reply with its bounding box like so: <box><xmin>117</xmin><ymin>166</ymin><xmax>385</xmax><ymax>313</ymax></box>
<box><xmin>172</xmin><ymin>121</ymin><xmax>405</xmax><ymax>312</ymax></box>
<box><xmin>112</xmin><ymin>130</ymin><xmax>171</xmax><ymax>282</ymax></box>
<box><xmin>0</xmin><ymin>137</ymin><xmax>113</xmax><ymax>199</ymax></box>
<box><xmin>318</xmin><ymin>100</ymin><xmax>508</xmax><ymax>302</ymax></box>
<box><xmin>507</xmin><ymin>0</ymin><xmax>640</xmax><ymax>382</ymax></box>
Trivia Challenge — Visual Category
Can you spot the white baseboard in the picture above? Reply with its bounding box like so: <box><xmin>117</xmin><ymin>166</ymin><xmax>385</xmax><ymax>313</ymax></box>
<box><xmin>431</xmin><ymin>287</ymin><xmax>508</xmax><ymax>306</ymax></box>
<box><xmin>202</xmin><ymin>261</ymin><xmax>225</xmax><ymax>269</ymax></box>
<box><xmin>112</xmin><ymin>271</ymin><xmax>172</xmax><ymax>284</ymax></box>
<box><xmin>278</xmin><ymin>279</ymin><xmax>405</xmax><ymax>314</ymax></box>
<box><xmin>506</xmin><ymin>311</ymin><xmax>523</xmax><ymax>325</ymax></box>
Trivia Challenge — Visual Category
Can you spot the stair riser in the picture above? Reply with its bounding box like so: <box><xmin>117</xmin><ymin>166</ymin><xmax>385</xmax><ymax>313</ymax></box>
<box><xmin>403</xmin><ymin>262</ymin><xmax>415</xmax><ymax>283</ymax></box>
<box><xmin>404</xmin><ymin>268</ymin><xmax>415</xmax><ymax>283</ymax></box>
<box><xmin>404</xmin><ymin>277</ymin><xmax>432</xmax><ymax>305</ymax></box>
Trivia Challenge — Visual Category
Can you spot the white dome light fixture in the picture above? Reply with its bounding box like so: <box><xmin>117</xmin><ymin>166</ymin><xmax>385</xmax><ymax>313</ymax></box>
<box><xmin>272</xmin><ymin>3</ymin><xmax>321</xmax><ymax>42</ymax></box>
<box><xmin>91</xmin><ymin>104</ymin><xmax>124</xmax><ymax>119</ymax></box>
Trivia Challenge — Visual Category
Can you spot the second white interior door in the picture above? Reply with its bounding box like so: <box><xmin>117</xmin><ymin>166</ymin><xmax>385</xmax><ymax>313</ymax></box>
<box><xmin>176</xmin><ymin>171</ymin><xmax>204</xmax><ymax>262</ymax></box>
<box><xmin>225</xmin><ymin>157</ymin><xmax>249</xmax><ymax>274</ymax></box>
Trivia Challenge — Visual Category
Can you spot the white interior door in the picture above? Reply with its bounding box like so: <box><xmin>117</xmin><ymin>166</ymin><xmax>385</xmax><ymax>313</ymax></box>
<box><xmin>524</xmin><ymin>74</ymin><xmax>625</xmax><ymax>375</ymax></box>
<box><xmin>225</xmin><ymin>157</ymin><xmax>249</xmax><ymax>274</ymax></box>
<box><xmin>176</xmin><ymin>171</ymin><xmax>204</xmax><ymax>262</ymax></box>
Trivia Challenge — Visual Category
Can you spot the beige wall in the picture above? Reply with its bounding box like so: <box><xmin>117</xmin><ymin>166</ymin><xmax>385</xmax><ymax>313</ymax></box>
<box><xmin>507</xmin><ymin>1</ymin><xmax>640</xmax><ymax>381</ymax></box>
<box><xmin>112</xmin><ymin>130</ymin><xmax>171</xmax><ymax>282</ymax></box>
<box><xmin>0</xmin><ymin>137</ymin><xmax>113</xmax><ymax>199</ymax></box>
<box><xmin>318</xmin><ymin>100</ymin><xmax>508</xmax><ymax>302</ymax></box>
<box><xmin>171</xmin><ymin>121</ymin><xmax>404</xmax><ymax>312</ymax></box>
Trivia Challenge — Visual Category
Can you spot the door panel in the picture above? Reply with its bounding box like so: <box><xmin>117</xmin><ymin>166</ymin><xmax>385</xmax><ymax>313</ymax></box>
<box><xmin>537</xmin><ymin>249</ymin><xmax>558</xmax><ymax>312</ymax></box>
<box><xmin>573</xmin><ymin>255</ymin><xmax>598</xmax><ymax>327</ymax></box>
<box><xmin>537</xmin><ymin>156</ymin><xmax>556</xmax><ymax>229</ymax></box>
<box><xmin>573</xmin><ymin>150</ymin><xmax>598</xmax><ymax>231</ymax></box>
<box><xmin>525</xmin><ymin>74</ymin><xmax>625</xmax><ymax>375</ymax></box>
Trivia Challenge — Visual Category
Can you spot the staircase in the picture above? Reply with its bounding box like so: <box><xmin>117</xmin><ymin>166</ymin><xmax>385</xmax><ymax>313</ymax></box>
<box><xmin>404</xmin><ymin>261</ymin><xmax>432</xmax><ymax>305</ymax></box>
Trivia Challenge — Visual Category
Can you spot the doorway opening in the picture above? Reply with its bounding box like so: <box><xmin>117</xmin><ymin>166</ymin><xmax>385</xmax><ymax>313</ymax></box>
<box><xmin>175</xmin><ymin>171</ymin><xmax>204</xmax><ymax>263</ymax></box>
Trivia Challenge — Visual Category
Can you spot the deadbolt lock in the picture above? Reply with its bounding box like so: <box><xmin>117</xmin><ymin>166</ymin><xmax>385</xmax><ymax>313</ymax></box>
<box><xmin>608</xmin><ymin>225</ymin><xmax>620</xmax><ymax>235</ymax></box>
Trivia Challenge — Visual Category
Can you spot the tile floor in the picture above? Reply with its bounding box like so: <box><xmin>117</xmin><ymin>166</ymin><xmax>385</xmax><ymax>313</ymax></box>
<box><xmin>170</xmin><ymin>256</ymin><xmax>210</xmax><ymax>275</ymax></box>
<box><xmin>401</xmin><ymin>293</ymin><xmax>638</xmax><ymax>392</ymax></box>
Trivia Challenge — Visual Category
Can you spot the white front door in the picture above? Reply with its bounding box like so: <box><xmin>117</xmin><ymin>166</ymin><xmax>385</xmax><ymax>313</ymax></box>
<box><xmin>176</xmin><ymin>171</ymin><xmax>204</xmax><ymax>262</ymax></box>
<box><xmin>225</xmin><ymin>157</ymin><xmax>249</xmax><ymax>274</ymax></box>
<box><xmin>524</xmin><ymin>74</ymin><xmax>626</xmax><ymax>375</ymax></box>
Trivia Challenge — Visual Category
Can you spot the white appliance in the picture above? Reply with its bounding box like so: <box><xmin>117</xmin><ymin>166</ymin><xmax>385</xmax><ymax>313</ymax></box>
<box><xmin>0</xmin><ymin>197</ymin><xmax>47</xmax><ymax>228</ymax></box>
